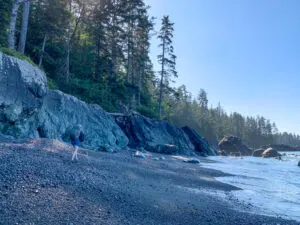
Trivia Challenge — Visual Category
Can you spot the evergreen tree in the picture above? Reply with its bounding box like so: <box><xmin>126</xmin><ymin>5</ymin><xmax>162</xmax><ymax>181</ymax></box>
<box><xmin>157</xmin><ymin>15</ymin><xmax>177</xmax><ymax>118</ymax></box>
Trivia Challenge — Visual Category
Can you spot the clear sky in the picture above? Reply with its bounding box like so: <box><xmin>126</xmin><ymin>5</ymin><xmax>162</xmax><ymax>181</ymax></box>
<box><xmin>145</xmin><ymin>0</ymin><xmax>300</xmax><ymax>134</ymax></box>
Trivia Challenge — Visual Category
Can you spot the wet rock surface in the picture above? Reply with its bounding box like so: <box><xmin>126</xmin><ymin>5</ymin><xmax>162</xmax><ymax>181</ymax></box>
<box><xmin>262</xmin><ymin>148</ymin><xmax>282</xmax><ymax>158</ymax></box>
<box><xmin>0</xmin><ymin>139</ymin><xmax>298</xmax><ymax>225</ymax></box>
<box><xmin>252</xmin><ymin>149</ymin><xmax>265</xmax><ymax>157</ymax></box>
<box><xmin>218</xmin><ymin>136</ymin><xmax>252</xmax><ymax>156</ymax></box>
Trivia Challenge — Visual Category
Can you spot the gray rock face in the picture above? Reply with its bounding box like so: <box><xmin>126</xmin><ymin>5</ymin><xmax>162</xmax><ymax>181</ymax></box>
<box><xmin>182</xmin><ymin>126</ymin><xmax>217</xmax><ymax>156</ymax></box>
<box><xmin>0</xmin><ymin>51</ymin><xmax>128</xmax><ymax>149</ymax></box>
<box><xmin>38</xmin><ymin>90</ymin><xmax>128</xmax><ymax>148</ymax></box>
<box><xmin>115</xmin><ymin>114</ymin><xmax>195</xmax><ymax>155</ymax></box>
<box><xmin>0</xmin><ymin>52</ymin><xmax>47</xmax><ymax>138</ymax></box>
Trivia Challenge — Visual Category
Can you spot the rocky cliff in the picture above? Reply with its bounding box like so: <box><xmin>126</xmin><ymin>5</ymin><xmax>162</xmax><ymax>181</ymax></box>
<box><xmin>0</xmin><ymin>52</ymin><xmax>128</xmax><ymax>149</ymax></box>
<box><xmin>0</xmin><ymin>51</ymin><xmax>216</xmax><ymax>155</ymax></box>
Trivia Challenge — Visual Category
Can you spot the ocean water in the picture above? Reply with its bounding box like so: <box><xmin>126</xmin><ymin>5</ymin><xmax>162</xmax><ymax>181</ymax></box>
<box><xmin>202</xmin><ymin>152</ymin><xmax>300</xmax><ymax>222</ymax></box>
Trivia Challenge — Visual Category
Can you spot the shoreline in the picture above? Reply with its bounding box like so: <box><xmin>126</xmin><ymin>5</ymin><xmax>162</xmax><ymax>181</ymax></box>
<box><xmin>0</xmin><ymin>139</ymin><xmax>299</xmax><ymax>225</ymax></box>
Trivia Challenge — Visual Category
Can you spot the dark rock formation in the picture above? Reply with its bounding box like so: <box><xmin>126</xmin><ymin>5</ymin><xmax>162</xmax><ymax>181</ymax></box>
<box><xmin>0</xmin><ymin>51</ymin><xmax>128</xmax><ymax>149</ymax></box>
<box><xmin>114</xmin><ymin>114</ymin><xmax>195</xmax><ymax>155</ymax></box>
<box><xmin>298</xmin><ymin>161</ymin><xmax>300</xmax><ymax>167</ymax></box>
<box><xmin>182</xmin><ymin>126</ymin><xmax>217</xmax><ymax>156</ymax></box>
<box><xmin>262</xmin><ymin>148</ymin><xmax>281</xmax><ymax>158</ymax></box>
<box><xmin>218</xmin><ymin>136</ymin><xmax>252</xmax><ymax>156</ymax></box>
<box><xmin>252</xmin><ymin>149</ymin><xmax>265</xmax><ymax>157</ymax></box>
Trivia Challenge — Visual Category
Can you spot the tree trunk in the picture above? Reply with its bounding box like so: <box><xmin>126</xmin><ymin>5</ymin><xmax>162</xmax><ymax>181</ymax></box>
<box><xmin>8</xmin><ymin>0</ymin><xmax>22</xmax><ymax>50</ymax></box>
<box><xmin>66</xmin><ymin>43</ymin><xmax>70</xmax><ymax>82</ymax></box>
<box><xmin>158</xmin><ymin>38</ymin><xmax>166</xmax><ymax>119</ymax></box>
<box><xmin>39</xmin><ymin>34</ymin><xmax>47</xmax><ymax>67</ymax></box>
<box><xmin>17</xmin><ymin>0</ymin><xmax>30</xmax><ymax>53</ymax></box>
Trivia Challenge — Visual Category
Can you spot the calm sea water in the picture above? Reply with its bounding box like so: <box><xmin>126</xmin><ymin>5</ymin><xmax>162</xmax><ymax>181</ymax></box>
<box><xmin>202</xmin><ymin>152</ymin><xmax>300</xmax><ymax>222</ymax></box>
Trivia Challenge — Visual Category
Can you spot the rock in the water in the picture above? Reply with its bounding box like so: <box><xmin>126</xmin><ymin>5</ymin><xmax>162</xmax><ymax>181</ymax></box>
<box><xmin>182</xmin><ymin>126</ymin><xmax>216</xmax><ymax>156</ymax></box>
<box><xmin>134</xmin><ymin>151</ymin><xmax>146</xmax><ymax>158</ymax></box>
<box><xmin>218</xmin><ymin>150</ymin><xmax>227</xmax><ymax>156</ymax></box>
<box><xmin>262</xmin><ymin>148</ymin><xmax>281</xmax><ymax>158</ymax></box>
<box><xmin>114</xmin><ymin>114</ymin><xmax>195</xmax><ymax>155</ymax></box>
<box><xmin>252</xmin><ymin>149</ymin><xmax>265</xmax><ymax>157</ymax></box>
<box><xmin>218</xmin><ymin>136</ymin><xmax>252</xmax><ymax>156</ymax></box>
<box><xmin>183</xmin><ymin>158</ymin><xmax>200</xmax><ymax>164</ymax></box>
<box><xmin>0</xmin><ymin>51</ymin><xmax>128</xmax><ymax>149</ymax></box>
<box><xmin>298</xmin><ymin>161</ymin><xmax>300</xmax><ymax>167</ymax></box>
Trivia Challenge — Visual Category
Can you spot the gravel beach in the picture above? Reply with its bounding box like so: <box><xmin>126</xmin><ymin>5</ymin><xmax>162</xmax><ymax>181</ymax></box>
<box><xmin>0</xmin><ymin>139</ymin><xmax>298</xmax><ymax>225</ymax></box>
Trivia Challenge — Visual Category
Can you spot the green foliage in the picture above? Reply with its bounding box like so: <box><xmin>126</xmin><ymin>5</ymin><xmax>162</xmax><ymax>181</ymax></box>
<box><xmin>0</xmin><ymin>0</ymin><xmax>12</xmax><ymax>47</ymax></box>
<box><xmin>47</xmin><ymin>77</ymin><xmax>58</xmax><ymax>89</ymax></box>
<box><xmin>0</xmin><ymin>47</ymin><xmax>36</xmax><ymax>66</ymax></box>
<box><xmin>136</xmin><ymin>105</ymin><xmax>158</xmax><ymax>119</ymax></box>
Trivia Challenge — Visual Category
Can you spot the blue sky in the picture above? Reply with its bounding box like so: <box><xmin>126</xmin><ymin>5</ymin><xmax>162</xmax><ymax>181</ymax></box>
<box><xmin>145</xmin><ymin>0</ymin><xmax>300</xmax><ymax>134</ymax></box>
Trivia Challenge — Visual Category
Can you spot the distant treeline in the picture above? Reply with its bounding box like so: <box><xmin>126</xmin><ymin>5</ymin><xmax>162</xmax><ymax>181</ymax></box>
<box><xmin>1</xmin><ymin>0</ymin><xmax>299</xmax><ymax>148</ymax></box>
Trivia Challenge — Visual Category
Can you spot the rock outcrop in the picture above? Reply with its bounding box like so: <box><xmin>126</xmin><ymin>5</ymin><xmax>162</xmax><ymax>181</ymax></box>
<box><xmin>182</xmin><ymin>126</ymin><xmax>217</xmax><ymax>156</ymax></box>
<box><xmin>262</xmin><ymin>148</ymin><xmax>281</xmax><ymax>158</ymax></box>
<box><xmin>38</xmin><ymin>90</ymin><xmax>128</xmax><ymax>148</ymax></box>
<box><xmin>252</xmin><ymin>149</ymin><xmax>265</xmax><ymax>157</ymax></box>
<box><xmin>0</xmin><ymin>51</ymin><xmax>128</xmax><ymax>149</ymax></box>
<box><xmin>218</xmin><ymin>136</ymin><xmax>252</xmax><ymax>156</ymax></box>
<box><xmin>0</xmin><ymin>51</ymin><xmax>47</xmax><ymax>138</ymax></box>
<box><xmin>114</xmin><ymin>114</ymin><xmax>195</xmax><ymax>155</ymax></box>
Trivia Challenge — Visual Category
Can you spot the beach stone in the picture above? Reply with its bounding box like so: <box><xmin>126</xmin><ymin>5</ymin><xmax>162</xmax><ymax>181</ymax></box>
<box><xmin>183</xmin><ymin>158</ymin><xmax>200</xmax><ymax>164</ymax></box>
<box><xmin>262</xmin><ymin>148</ymin><xmax>281</xmax><ymax>158</ymax></box>
<box><xmin>218</xmin><ymin>136</ymin><xmax>252</xmax><ymax>156</ymax></box>
<box><xmin>134</xmin><ymin>151</ymin><xmax>146</xmax><ymax>159</ymax></box>
<box><xmin>252</xmin><ymin>149</ymin><xmax>265</xmax><ymax>157</ymax></box>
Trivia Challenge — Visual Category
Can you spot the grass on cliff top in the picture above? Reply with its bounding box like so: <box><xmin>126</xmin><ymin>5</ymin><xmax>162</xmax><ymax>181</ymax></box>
<box><xmin>0</xmin><ymin>47</ymin><xmax>36</xmax><ymax>67</ymax></box>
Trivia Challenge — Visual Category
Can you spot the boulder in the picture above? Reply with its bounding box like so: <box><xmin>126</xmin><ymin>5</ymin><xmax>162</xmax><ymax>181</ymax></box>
<box><xmin>252</xmin><ymin>149</ymin><xmax>265</xmax><ymax>157</ymax></box>
<box><xmin>218</xmin><ymin>136</ymin><xmax>252</xmax><ymax>156</ymax></box>
<box><xmin>0</xmin><ymin>51</ymin><xmax>128</xmax><ymax>149</ymax></box>
<box><xmin>38</xmin><ymin>90</ymin><xmax>128</xmax><ymax>148</ymax></box>
<box><xmin>0</xmin><ymin>51</ymin><xmax>47</xmax><ymax>138</ymax></box>
<box><xmin>114</xmin><ymin>114</ymin><xmax>195</xmax><ymax>155</ymax></box>
<box><xmin>262</xmin><ymin>148</ymin><xmax>281</xmax><ymax>158</ymax></box>
<box><xmin>182</xmin><ymin>126</ymin><xmax>216</xmax><ymax>156</ymax></box>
